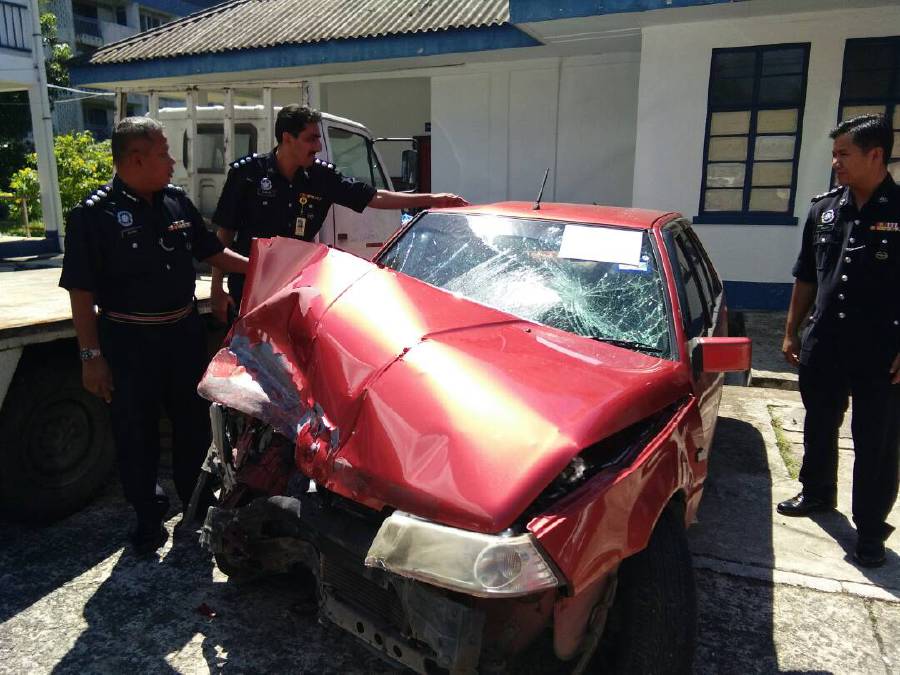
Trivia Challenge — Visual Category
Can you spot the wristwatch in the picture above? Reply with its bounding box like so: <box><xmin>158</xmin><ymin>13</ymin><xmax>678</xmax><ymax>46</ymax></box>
<box><xmin>79</xmin><ymin>348</ymin><xmax>102</xmax><ymax>362</ymax></box>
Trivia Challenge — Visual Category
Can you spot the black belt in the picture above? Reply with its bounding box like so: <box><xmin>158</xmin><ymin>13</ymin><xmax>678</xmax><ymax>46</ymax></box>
<box><xmin>102</xmin><ymin>302</ymin><xmax>194</xmax><ymax>325</ymax></box>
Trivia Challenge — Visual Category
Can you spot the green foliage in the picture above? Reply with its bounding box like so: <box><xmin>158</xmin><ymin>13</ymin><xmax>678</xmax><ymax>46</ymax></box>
<box><xmin>8</xmin><ymin>132</ymin><xmax>113</xmax><ymax>221</ymax></box>
<box><xmin>40</xmin><ymin>12</ymin><xmax>72</xmax><ymax>88</ymax></box>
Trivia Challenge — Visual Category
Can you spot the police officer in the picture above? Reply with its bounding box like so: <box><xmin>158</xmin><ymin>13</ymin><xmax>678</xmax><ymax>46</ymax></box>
<box><xmin>60</xmin><ymin>117</ymin><xmax>248</xmax><ymax>555</ymax></box>
<box><xmin>779</xmin><ymin>114</ymin><xmax>899</xmax><ymax>568</ymax></box>
<box><xmin>210</xmin><ymin>104</ymin><xmax>469</xmax><ymax>320</ymax></box>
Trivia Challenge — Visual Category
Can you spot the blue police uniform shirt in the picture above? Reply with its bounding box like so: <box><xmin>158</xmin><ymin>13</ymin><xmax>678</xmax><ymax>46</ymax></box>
<box><xmin>59</xmin><ymin>175</ymin><xmax>224</xmax><ymax>314</ymax></box>
<box><xmin>792</xmin><ymin>173</ymin><xmax>900</xmax><ymax>371</ymax></box>
<box><xmin>213</xmin><ymin>150</ymin><xmax>376</xmax><ymax>299</ymax></box>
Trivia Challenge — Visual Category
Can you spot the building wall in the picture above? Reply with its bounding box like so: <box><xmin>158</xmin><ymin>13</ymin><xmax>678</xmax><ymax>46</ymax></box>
<box><xmin>632</xmin><ymin>6</ymin><xmax>900</xmax><ymax>306</ymax></box>
<box><xmin>319</xmin><ymin>77</ymin><xmax>430</xmax><ymax>179</ymax></box>
<box><xmin>432</xmin><ymin>53</ymin><xmax>640</xmax><ymax>205</ymax></box>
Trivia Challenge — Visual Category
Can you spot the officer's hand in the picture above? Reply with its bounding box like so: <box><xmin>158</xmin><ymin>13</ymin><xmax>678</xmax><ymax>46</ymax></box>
<box><xmin>890</xmin><ymin>353</ymin><xmax>900</xmax><ymax>385</ymax></box>
<box><xmin>782</xmin><ymin>333</ymin><xmax>801</xmax><ymax>368</ymax></box>
<box><xmin>211</xmin><ymin>286</ymin><xmax>235</xmax><ymax>324</ymax></box>
<box><xmin>430</xmin><ymin>193</ymin><xmax>470</xmax><ymax>208</ymax></box>
<box><xmin>83</xmin><ymin>357</ymin><xmax>114</xmax><ymax>403</ymax></box>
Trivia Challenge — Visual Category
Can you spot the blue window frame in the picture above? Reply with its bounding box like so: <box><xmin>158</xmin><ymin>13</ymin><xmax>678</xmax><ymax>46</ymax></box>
<box><xmin>837</xmin><ymin>36</ymin><xmax>900</xmax><ymax>182</ymax></box>
<box><xmin>694</xmin><ymin>44</ymin><xmax>810</xmax><ymax>226</ymax></box>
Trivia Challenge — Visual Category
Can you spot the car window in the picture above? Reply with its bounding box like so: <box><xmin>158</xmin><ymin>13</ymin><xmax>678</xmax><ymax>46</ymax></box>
<box><xmin>327</xmin><ymin>127</ymin><xmax>389</xmax><ymax>189</ymax></box>
<box><xmin>677</xmin><ymin>230</ymin><xmax>718</xmax><ymax>325</ymax></box>
<box><xmin>378</xmin><ymin>212</ymin><xmax>672</xmax><ymax>356</ymax></box>
<box><xmin>670</xmin><ymin>234</ymin><xmax>711</xmax><ymax>338</ymax></box>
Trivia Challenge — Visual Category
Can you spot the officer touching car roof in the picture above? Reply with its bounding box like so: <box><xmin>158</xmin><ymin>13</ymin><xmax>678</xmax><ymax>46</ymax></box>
<box><xmin>779</xmin><ymin>114</ymin><xmax>899</xmax><ymax>568</ymax></box>
<box><xmin>210</xmin><ymin>104</ymin><xmax>469</xmax><ymax>321</ymax></box>
<box><xmin>60</xmin><ymin>117</ymin><xmax>248</xmax><ymax>555</ymax></box>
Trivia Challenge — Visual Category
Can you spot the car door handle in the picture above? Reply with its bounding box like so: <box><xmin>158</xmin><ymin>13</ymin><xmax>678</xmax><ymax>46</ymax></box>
<box><xmin>337</xmin><ymin>233</ymin><xmax>348</xmax><ymax>241</ymax></box>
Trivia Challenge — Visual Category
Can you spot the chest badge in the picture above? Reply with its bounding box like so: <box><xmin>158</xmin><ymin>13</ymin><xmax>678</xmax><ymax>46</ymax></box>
<box><xmin>117</xmin><ymin>211</ymin><xmax>134</xmax><ymax>227</ymax></box>
<box><xmin>294</xmin><ymin>217</ymin><xmax>306</xmax><ymax>238</ymax></box>
<box><xmin>871</xmin><ymin>222</ymin><xmax>900</xmax><ymax>232</ymax></box>
<box><xmin>876</xmin><ymin>250</ymin><xmax>889</xmax><ymax>261</ymax></box>
<box><xmin>260</xmin><ymin>177</ymin><xmax>273</xmax><ymax>192</ymax></box>
<box><xmin>821</xmin><ymin>209</ymin><xmax>835</xmax><ymax>224</ymax></box>
<box><xmin>878</xmin><ymin>195</ymin><xmax>889</xmax><ymax>204</ymax></box>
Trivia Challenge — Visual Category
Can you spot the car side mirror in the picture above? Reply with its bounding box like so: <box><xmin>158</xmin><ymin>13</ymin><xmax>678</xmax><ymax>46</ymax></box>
<box><xmin>691</xmin><ymin>337</ymin><xmax>752</xmax><ymax>373</ymax></box>
<box><xmin>400</xmin><ymin>149</ymin><xmax>418</xmax><ymax>191</ymax></box>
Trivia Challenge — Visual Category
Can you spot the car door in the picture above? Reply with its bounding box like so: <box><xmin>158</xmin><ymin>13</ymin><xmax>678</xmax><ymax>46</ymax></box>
<box><xmin>664</xmin><ymin>220</ymin><xmax>724</xmax><ymax>450</ymax></box>
<box><xmin>320</xmin><ymin>121</ymin><xmax>402</xmax><ymax>259</ymax></box>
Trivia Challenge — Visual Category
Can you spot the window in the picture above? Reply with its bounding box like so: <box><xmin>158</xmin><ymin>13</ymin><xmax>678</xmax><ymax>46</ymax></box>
<box><xmin>838</xmin><ymin>37</ymin><xmax>900</xmax><ymax>182</ymax></box>
<box><xmin>696</xmin><ymin>44</ymin><xmax>810</xmax><ymax>225</ymax></box>
<box><xmin>139</xmin><ymin>12</ymin><xmax>163</xmax><ymax>31</ymax></box>
<box><xmin>115</xmin><ymin>7</ymin><xmax>127</xmax><ymax>25</ymax></box>
<box><xmin>665</xmin><ymin>227</ymin><xmax>711</xmax><ymax>338</ymax></box>
<box><xmin>183</xmin><ymin>124</ymin><xmax>257</xmax><ymax>173</ymax></box>
<box><xmin>327</xmin><ymin>127</ymin><xmax>389</xmax><ymax>189</ymax></box>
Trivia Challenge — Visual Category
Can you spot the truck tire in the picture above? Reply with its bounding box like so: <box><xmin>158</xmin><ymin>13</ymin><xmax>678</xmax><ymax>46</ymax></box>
<box><xmin>0</xmin><ymin>358</ymin><xmax>115</xmax><ymax>523</ymax></box>
<box><xmin>591</xmin><ymin>505</ymin><xmax>696</xmax><ymax>674</ymax></box>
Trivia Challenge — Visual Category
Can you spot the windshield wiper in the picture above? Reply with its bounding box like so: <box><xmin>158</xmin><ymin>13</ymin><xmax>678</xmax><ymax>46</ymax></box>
<box><xmin>587</xmin><ymin>336</ymin><xmax>664</xmax><ymax>354</ymax></box>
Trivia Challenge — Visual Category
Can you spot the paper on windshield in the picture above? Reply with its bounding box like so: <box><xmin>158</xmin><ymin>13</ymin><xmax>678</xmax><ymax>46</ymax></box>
<box><xmin>558</xmin><ymin>225</ymin><xmax>643</xmax><ymax>266</ymax></box>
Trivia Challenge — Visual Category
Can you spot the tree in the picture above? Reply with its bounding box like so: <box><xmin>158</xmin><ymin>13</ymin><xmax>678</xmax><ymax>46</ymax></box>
<box><xmin>8</xmin><ymin>132</ymin><xmax>113</xmax><ymax>223</ymax></box>
<box><xmin>40</xmin><ymin>12</ymin><xmax>72</xmax><ymax>89</ymax></box>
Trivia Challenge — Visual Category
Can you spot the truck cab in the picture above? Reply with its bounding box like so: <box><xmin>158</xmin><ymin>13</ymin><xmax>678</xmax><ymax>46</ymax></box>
<box><xmin>159</xmin><ymin>106</ymin><xmax>403</xmax><ymax>259</ymax></box>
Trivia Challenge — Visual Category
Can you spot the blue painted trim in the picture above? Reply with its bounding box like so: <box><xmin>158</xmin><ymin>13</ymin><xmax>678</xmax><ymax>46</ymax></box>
<box><xmin>71</xmin><ymin>24</ymin><xmax>540</xmax><ymax>85</ymax></box>
<box><xmin>0</xmin><ymin>234</ymin><xmax>61</xmax><ymax>259</ymax></box>
<box><xmin>692</xmin><ymin>214</ymin><xmax>798</xmax><ymax>226</ymax></box>
<box><xmin>139</xmin><ymin>0</ymin><xmax>220</xmax><ymax>17</ymax></box>
<box><xmin>723</xmin><ymin>280</ymin><xmax>791</xmax><ymax>311</ymax></box>
<box><xmin>509</xmin><ymin>0</ymin><xmax>733</xmax><ymax>23</ymax></box>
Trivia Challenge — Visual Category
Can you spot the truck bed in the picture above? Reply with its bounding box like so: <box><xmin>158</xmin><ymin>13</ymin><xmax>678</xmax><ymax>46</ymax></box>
<box><xmin>0</xmin><ymin>268</ymin><xmax>213</xmax><ymax>351</ymax></box>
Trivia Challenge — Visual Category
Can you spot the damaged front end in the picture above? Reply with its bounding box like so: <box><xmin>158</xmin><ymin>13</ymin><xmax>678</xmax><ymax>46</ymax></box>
<box><xmin>198</xmin><ymin>405</ymin><xmax>558</xmax><ymax>673</ymax></box>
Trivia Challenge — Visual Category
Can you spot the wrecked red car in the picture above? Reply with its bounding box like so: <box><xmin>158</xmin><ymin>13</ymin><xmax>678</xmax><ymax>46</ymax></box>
<box><xmin>194</xmin><ymin>203</ymin><xmax>750</xmax><ymax>673</ymax></box>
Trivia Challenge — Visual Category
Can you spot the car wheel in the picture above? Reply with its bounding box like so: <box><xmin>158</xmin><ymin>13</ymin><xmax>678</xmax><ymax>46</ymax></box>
<box><xmin>590</xmin><ymin>504</ymin><xmax>696</xmax><ymax>674</ymax></box>
<box><xmin>0</xmin><ymin>359</ymin><xmax>115</xmax><ymax>523</ymax></box>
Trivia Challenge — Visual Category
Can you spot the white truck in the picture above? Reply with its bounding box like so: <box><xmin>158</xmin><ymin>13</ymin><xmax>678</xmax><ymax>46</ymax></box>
<box><xmin>0</xmin><ymin>109</ymin><xmax>408</xmax><ymax>522</ymax></box>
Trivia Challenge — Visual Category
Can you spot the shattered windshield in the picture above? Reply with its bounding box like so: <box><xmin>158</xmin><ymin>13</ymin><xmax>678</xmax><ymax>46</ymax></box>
<box><xmin>378</xmin><ymin>213</ymin><xmax>671</xmax><ymax>356</ymax></box>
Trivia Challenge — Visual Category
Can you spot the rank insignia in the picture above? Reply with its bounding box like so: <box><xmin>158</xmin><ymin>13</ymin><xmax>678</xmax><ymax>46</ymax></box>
<box><xmin>821</xmin><ymin>209</ymin><xmax>835</xmax><ymax>224</ymax></box>
<box><xmin>117</xmin><ymin>211</ymin><xmax>133</xmax><ymax>227</ymax></box>
<box><xmin>876</xmin><ymin>250</ymin><xmax>889</xmax><ymax>261</ymax></box>
<box><xmin>871</xmin><ymin>222</ymin><xmax>900</xmax><ymax>232</ymax></box>
<box><xmin>878</xmin><ymin>195</ymin><xmax>889</xmax><ymax>203</ymax></box>
<box><xmin>167</xmin><ymin>220</ymin><xmax>191</xmax><ymax>231</ymax></box>
<box><xmin>295</xmin><ymin>217</ymin><xmax>306</xmax><ymax>237</ymax></box>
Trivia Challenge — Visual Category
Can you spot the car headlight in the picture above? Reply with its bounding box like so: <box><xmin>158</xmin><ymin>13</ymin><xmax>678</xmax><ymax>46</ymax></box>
<box><xmin>364</xmin><ymin>512</ymin><xmax>560</xmax><ymax>597</ymax></box>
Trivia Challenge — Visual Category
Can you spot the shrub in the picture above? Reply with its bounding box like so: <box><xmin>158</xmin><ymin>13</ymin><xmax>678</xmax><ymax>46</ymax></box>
<box><xmin>8</xmin><ymin>131</ymin><xmax>113</xmax><ymax>221</ymax></box>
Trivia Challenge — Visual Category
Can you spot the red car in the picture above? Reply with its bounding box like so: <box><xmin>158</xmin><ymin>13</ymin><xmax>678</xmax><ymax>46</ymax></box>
<box><xmin>195</xmin><ymin>202</ymin><xmax>750</xmax><ymax>674</ymax></box>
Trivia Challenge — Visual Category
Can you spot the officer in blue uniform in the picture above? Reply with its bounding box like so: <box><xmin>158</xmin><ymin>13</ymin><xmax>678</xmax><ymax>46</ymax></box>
<box><xmin>779</xmin><ymin>114</ymin><xmax>899</xmax><ymax>567</ymax></box>
<box><xmin>60</xmin><ymin>117</ymin><xmax>248</xmax><ymax>555</ymax></box>
<box><xmin>210</xmin><ymin>104</ymin><xmax>468</xmax><ymax>321</ymax></box>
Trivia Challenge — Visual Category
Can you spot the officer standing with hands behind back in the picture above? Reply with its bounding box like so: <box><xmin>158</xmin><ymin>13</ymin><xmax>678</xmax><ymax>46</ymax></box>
<box><xmin>210</xmin><ymin>104</ymin><xmax>469</xmax><ymax>320</ymax></box>
<box><xmin>779</xmin><ymin>114</ymin><xmax>899</xmax><ymax>568</ymax></box>
<box><xmin>60</xmin><ymin>117</ymin><xmax>249</xmax><ymax>555</ymax></box>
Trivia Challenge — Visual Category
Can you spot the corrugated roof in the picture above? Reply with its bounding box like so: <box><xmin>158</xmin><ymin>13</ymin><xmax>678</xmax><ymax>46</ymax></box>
<box><xmin>90</xmin><ymin>0</ymin><xmax>509</xmax><ymax>64</ymax></box>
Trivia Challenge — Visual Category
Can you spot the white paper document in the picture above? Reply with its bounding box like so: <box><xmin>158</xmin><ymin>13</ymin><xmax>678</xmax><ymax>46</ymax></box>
<box><xmin>558</xmin><ymin>225</ymin><xmax>643</xmax><ymax>266</ymax></box>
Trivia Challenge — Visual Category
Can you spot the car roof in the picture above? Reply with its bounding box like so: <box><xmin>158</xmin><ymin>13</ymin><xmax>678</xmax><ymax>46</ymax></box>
<box><xmin>434</xmin><ymin>202</ymin><xmax>679</xmax><ymax>230</ymax></box>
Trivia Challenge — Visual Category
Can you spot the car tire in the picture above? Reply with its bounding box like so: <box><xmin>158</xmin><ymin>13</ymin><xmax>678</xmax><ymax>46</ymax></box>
<box><xmin>590</xmin><ymin>504</ymin><xmax>696</xmax><ymax>675</ymax></box>
<box><xmin>0</xmin><ymin>358</ymin><xmax>115</xmax><ymax>523</ymax></box>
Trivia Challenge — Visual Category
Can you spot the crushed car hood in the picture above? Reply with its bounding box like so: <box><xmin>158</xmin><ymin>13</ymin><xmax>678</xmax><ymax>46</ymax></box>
<box><xmin>200</xmin><ymin>238</ymin><xmax>689</xmax><ymax>532</ymax></box>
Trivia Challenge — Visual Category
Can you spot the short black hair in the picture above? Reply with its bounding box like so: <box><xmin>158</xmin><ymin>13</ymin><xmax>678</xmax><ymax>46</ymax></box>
<box><xmin>275</xmin><ymin>104</ymin><xmax>322</xmax><ymax>143</ymax></box>
<box><xmin>111</xmin><ymin>116</ymin><xmax>164</xmax><ymax>165</ymax></box>
<box><xmin>830</xmin><ymin>114</ymin><xmax>893</xmax><ymax>165</ymax></box>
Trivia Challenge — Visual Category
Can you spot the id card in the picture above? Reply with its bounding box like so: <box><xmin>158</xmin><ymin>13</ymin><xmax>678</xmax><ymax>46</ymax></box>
<box><xmin>294</xmin><ymin>217</ymin><xmax>306</xmax><ymax>238</ymax></box>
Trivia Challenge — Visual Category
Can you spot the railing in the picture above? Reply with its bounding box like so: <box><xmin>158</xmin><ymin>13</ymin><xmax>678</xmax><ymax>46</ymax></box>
<box><xmin>73</xmin><ymin>14</ymin><xmax>102</xmax><ymax>38</ymax></box>
<box><xmin>0</xmin><ymin>0</ymin><xmax>29</xmax><ymax>52</ymax></box>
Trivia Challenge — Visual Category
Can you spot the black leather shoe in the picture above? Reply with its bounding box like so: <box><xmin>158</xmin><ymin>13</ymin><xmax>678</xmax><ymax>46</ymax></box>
<box><xmin>776</xmin><ymin>493</ymin><xmax>836</xmax><ymax>517</ymax></box>
<box><xmin>853</xmin><ymin>539</ymin><xmax>886</xmax><ymax>568</ymax></box>
<box><xmin>129</xmin><ymin>525</ymin><xmax>168</xmax><ymax>556</ymax></box>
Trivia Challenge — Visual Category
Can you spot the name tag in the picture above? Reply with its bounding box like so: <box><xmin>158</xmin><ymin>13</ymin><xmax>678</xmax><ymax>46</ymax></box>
<box><xmin>167</xmin><ymin>220</ymin><xmax>191</xmax><ymax>231</ymax></box>
<box><xmin>871</xmin><ymin>222</ymin><xmax>900</xmax><ymax>232</ymax></box>
<box><xmin>295</xmin><ymin>217</ymin><xmax>306</xmax><ymax>238</ymax></box>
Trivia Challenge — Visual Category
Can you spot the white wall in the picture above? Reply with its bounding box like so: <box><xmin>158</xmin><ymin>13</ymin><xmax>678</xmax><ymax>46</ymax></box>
<box><xmin>319</xmin><ymin>77</ymin><xmax>430</xmax><ymax>178</ymax></box>
<box><xmin>432</xmin><ymin>53</ymin><xmax>640</xmax><ymax>204</ymax></box>
<box><xmin>632</xmin><ymin>6</ymin><xmax>900</xmax><ymax>285</ymax></box>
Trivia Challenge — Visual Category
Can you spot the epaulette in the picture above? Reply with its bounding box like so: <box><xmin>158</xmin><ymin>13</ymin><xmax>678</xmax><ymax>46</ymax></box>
<box><xmin>810</xmin><ymin>186</ymin><xmax>842</xmax><ymax>203</ymax></box>
<box><xmin>165</xmin><ymin>183</ymin><xmax>186</xmax><ymax>194</ymax></box>
<box><xmin>230</xmin><ymin>152</ymin><xmax>260</xmax><ymax>170</ymax></box>
<box><xmin>82</xmin><ymin>184</ymin><xmax>112</xmax><ymax>208</ymax></box>
<box><xmin>314</xmin><ymin>158</ymin><xmax>336</xmax><ymax>171</ymax></box>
